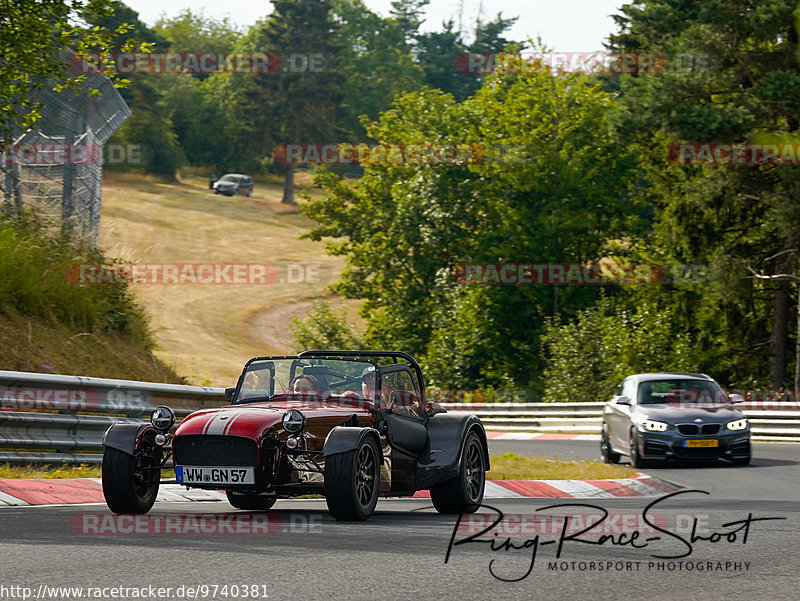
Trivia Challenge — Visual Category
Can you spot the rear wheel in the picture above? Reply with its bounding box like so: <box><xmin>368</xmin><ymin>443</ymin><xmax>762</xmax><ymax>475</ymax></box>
<box><xmin>324</xmin><ymin>437</ymin><xmax>380</xmax><ymax>521</ymax></box>
<box><xmin>102</xmin><ymin>445</ymin><xmax>160</xmax><ymax>514</ymax></box>
<box><xmin>430</xmin><ymin>431</ymin><xmax>486</xmax><ymax>514</ymax></box>
<box><xmin>600</xmin><ymin>427</ymin><xmax>621</xmax><ymax>464</ymax></box>
<box><xmin>226</xmin><ymin>491</ymin><xmax>277</xmax><ymax>510</ymax></box>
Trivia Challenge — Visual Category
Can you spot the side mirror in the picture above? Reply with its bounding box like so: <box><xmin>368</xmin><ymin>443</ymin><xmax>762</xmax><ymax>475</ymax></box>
<box><xmin>729</xmin><ymin>393</ymin><xmax>745</xmax><ymax>404</ymax></box>
<box><xmin>425</xmin><ymin>400</ymin><xmax>447</xmax><ymax>416</ymax></box>
<box><xmin>615</xmin><ymin>395</ymin><xmax>630</xmax><ymax>406</ymax></box>
<box><xmin>225</xmin><ymin>387</ymin><xmax>236</xmax><ymax>403</ymax></box>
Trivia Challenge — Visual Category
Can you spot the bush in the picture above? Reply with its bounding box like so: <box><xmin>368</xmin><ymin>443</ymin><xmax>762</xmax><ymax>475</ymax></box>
<box><xmin>541</xmin><ymin>297</ymin><xmax>697</xmax><ymax>403</ymax></box>
<box><xmin>0</xmin><ymin>213</ymin><xmax>150</xmax><ymax>344</ymax></box>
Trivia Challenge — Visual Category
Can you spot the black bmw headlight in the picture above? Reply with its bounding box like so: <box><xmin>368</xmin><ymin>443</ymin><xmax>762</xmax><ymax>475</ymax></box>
<box><xmin>282</xmin><ymin>409</ymin><xmax>306</xmax><ymax>433</ymax></box>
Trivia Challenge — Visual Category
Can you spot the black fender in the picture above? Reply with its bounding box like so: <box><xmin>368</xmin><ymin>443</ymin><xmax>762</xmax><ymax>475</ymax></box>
<box><xmin>323</xmin><ymin>426</ymin><xmax>384</xmax><ymax>464</ymax></box>
<box><xmin>415</xmin><ymin>414</ymin><xmax>489</xmax><ymax>490</ymax></box>
<box><xmin>102</xmin><ymin>422</ymin><xmax>156</xmax><ymax>456</ymax></box>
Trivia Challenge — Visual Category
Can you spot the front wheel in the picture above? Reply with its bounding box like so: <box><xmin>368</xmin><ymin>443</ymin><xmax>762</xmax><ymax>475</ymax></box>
<box><xmin>226</xmin><ymin>491</ymin><xmax>277</xmax><ymax>510</ymax></box>
<box><xmin>430</xmin><ymin>431</ymin><xmax>486</xmax><ymax>514</ymax></box>
<box><xmin>324</xmin><ymin>436</ymin><xmax>380</xmax><ymax>520</ymax></box>
<box><xmin>600</xmin><ymin>427</ymin><xmax>621</xmax><ymax>464</ymax></box>
<box><xmin>629</xmin><ymin>430</ymin><xmax>649</xmax><ymax>469</ymax></box>
<box><xmin>102</xmin><ymin>445</ymin><xmax>160</xmax><ymax>514</ymax></box>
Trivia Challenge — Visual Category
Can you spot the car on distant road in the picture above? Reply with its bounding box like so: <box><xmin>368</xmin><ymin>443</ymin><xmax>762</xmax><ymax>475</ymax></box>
<box><xmin>101</xmin><ymin>350</ymin><xmax>489</xmax><ymax>520</ymax></box>
<box><xmin>601</xmin><ymin>372</ymin><xmax>751</xmax><ymax>467</ymax></box>
<box><xmin>213</xmin><ymin>173</ymin><xmax>253</xmax><ymax>196</ymax></box>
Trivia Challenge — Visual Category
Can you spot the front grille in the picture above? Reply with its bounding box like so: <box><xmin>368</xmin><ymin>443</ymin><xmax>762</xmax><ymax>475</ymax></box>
<box><xmin>173</xmin><ymin>435</ymin><xmax>257</xmax><ymax>466</ymax></box>
<box><xmin>677</xmin><ymin>423</ymin><xmax>721</xmax><ymax>436</ymax></box>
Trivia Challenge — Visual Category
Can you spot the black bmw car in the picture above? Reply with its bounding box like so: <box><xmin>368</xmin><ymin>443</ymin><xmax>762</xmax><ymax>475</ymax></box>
<box><xmin>601</xmin><ymin>372</ymin><xmax>751</xmax><ymax>467</ymax></box>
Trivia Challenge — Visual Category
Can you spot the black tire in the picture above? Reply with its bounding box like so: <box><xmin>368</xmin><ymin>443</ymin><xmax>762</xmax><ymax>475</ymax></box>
<box><xmin>102</xmin><ymin>445</ymin><xmax>160</xmax><ymax>514</ymax></box>
<box><xmin>600</xmin><ymin>427</ymin><xmax>621</xmax><ymax>464</ymax></box>
<box><xmin>629</xmin><ymin>429</ymin><xmax>649</xmax><ymax>469</ymax></box>
<box><xmin>226</xmin><ymin>491</ymin><xmax>277</xmax><ymax>511</ymax></box>
<box><xmin>430</xmin><ymin>431</ymin><xmax>486</xmax><ymax>514</ymax></box>
<box><xmin>324</xmin><ymin>436</ymin><xmax>380</xmax><ymax>521</ymax></box>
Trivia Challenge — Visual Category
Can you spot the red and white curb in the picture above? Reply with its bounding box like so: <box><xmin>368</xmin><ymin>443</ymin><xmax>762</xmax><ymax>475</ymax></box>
<box><xmin>0</xmin><ymin>474</ymin><xmax>682</xmax><ymax>507</ymax></box>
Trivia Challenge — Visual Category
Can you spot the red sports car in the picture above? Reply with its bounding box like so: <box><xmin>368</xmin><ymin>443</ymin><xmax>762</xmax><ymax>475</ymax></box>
<box><xmin>101</xmin><ymin>350</ymin><xmax>489</xmax><ymax>520</ymax></box>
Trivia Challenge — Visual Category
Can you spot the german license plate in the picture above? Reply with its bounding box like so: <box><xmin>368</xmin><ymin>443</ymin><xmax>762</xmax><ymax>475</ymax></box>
<box><xmin>175</xmin><ymin>466</ymin><xmax>255</xmax><ymax>485</ymax></box>
<box><xmin>684</xmin><ymin>439</ymin><xmax>718</xmax><ymax>448</ymax></box>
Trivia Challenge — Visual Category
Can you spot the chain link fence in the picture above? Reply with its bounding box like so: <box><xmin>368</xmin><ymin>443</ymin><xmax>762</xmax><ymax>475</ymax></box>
<box><xmin>1</xmin><ymin>51</ymin><xmax>130</xmax><ymax>245</ymax></box>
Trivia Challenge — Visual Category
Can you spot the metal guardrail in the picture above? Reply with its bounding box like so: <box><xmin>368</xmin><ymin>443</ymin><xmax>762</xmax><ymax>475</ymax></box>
<box><xmin>0</xmin><ymin>372</ymin><xmax>797</xmax><ymax>464</ymax></box>
<box><xmin>0</xmin><ymin>370</ymin><xmax>224</xmax><ymax>464</ymax></box>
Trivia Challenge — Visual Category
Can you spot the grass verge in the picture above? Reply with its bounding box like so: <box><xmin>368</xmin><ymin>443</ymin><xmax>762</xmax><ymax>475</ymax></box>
<box><xmin>1</xmin><ymin>453</ymin><xmax>637</xmax><ymax>481</ymax></box>
<box><xmin>487</xmin><ymin>452</ymin><xmax>637</xmax><ymax>480</ymax></box>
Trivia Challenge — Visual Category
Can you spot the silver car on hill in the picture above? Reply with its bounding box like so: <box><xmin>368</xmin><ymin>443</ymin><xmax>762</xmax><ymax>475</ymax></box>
<box><xmin>601</xmin><ymin>373</ymin><xmax>751</xmax><ymax>468</ymax></box>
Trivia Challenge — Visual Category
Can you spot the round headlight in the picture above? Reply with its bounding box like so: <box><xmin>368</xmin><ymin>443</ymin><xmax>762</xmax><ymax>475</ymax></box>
<box><xmin>150</xmin><ymin>406</ymin><xmax>176</xmax><ymax>431</ymax></box>
<box><xmin>282</xmin><ymin>409</ymin><xmax>306</xmax><ymax>434</ymax></box>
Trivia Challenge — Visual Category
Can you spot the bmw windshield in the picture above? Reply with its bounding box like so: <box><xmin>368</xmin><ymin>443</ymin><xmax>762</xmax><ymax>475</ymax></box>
<box><xmin>638</xmin><ymin>379</ymin><xmax>730</xmax><ymax>408</ymax></box>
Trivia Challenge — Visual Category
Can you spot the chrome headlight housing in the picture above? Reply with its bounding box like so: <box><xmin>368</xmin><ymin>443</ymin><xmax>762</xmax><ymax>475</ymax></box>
<box><xmin>726</xmin><ymin>418</ymin><xmax>748</xmax><ymax>431</ymax></box>
<box><xmin>282</xmin><ymin>409</ymin><xmax>306</xmax><ymax>434</ymax></box>
<box><xmin>640</xmin><ymin>419</ymin><xmax>669</xmax><ymax>432</ymax></box>
<box><xmin>150</xmin><ymin>406</ymin><xmax>176</xmax><ymax>431</ymax></box>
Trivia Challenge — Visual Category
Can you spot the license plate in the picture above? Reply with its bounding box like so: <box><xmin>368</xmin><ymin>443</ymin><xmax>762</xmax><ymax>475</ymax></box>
<box><xmin>684</xmin><ymin>439</ymin><xmax>718</xmax><ymax>448</ymax></box>
<box><xmin>175</xmin><ymin>466</ymin><xmax>255</xmax><ymax>485</ymax></box>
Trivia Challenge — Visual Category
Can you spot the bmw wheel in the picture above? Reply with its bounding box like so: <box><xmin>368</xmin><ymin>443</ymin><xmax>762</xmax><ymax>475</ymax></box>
<box><xmin>600</xmin><ymin>426</ymin><xmax>621</xmax><ymax>464</ymax></box>
<box><xmin>629</xmin><ymin>429</ymin><xmax>649</xmax><ymax>469</ymax></box>
<box><xmin>430</xmin><ymin>431</ymin><xmax>486</xmax><ymax>514</ymax></box>
<box><xmin>324</xmin><ymin>436</ymin><xmax>380</xmax><ymax>520</ymax></box>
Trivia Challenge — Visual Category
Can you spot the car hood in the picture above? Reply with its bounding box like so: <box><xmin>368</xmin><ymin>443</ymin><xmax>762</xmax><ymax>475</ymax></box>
<box><xmin>175</xmin><ymin>400</ymin><xmax>375</xmax><ymax>440</ymax></box>
<box><xmin>633</xmin><ymin>404</ymin><xmax>744</xmax><ymax>423</ymax></box>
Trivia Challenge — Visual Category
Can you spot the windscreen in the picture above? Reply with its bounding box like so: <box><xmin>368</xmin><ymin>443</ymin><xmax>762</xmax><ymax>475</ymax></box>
<box><xmin>236</xmin><ymin>357</ymin><xmax>377</xmax><ymax>403</ymax></box>
<box><xmin>637</xmin><ymin>379</ymin><xmax>729</xmax><ymax>408</ymax></box>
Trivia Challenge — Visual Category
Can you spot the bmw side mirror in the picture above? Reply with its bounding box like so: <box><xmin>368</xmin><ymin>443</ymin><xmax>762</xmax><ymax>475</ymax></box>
<box><xmin>225</xmin><ymin>387</ymin><xmax>236</xmax><ymax>403</ymax></box>
<box><xmin>729</xmin><ymin>393</ymin><xmax>745</xmax><ymax>404</ymax></box>
<box><xmin>615</xmin><ymin>395</ymin><xmax>630</xmax><ymax>405</ymax></box>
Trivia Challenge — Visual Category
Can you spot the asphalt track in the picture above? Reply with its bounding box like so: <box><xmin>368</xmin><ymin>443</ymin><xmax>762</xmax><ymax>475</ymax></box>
<box><xmin>0</xmin><ymin>439</ymin><xmax>797</xmax><ymax>601</ymax></box>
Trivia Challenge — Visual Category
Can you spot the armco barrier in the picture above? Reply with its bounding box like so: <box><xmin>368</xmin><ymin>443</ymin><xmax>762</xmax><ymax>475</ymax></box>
<box><xmin>0</xmin><ymin>371</ymin><xmax>797</xmax><ymax>464</ymax></box>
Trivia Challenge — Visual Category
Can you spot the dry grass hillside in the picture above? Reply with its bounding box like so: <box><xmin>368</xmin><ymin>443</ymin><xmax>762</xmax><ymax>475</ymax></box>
<box><xmin>99</xmin><ymin>170</ymin><xmax>359</xmax><ymax>386</ymax></box>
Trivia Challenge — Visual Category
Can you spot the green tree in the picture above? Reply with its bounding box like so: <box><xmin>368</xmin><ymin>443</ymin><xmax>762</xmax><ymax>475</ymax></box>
<box><xmin>237</xmin><ymin>0</ymin><xmax>344</xmax><ymax>203</ymax></box>
<box><xmin>541</xmin><ymin>297</ymin><xmax>696</xmax><ymax>403</ymax></box>
<box><xmin>331</xmin><ymin>0</ymin><xmax>423</xmax><ymax>138</ymax></box>
<box><xmin>414</xmin><ymin>14</ymin><xmax>520</xmax><ymax>101</ymax></box>
<box><xmin>151</xmin><ymin>10</ymin><xmax>243</xmax><ymax>168</ymax></box>
<box><xmin>608</xmin><ymin>0</ymin><xmax>800</xmax><ymax>388</ymax></box>
<box><xmin>303</xmin><ymin>59</ymin><xmax>639</xmax><ymax>391</ymax></box>
<box><xmin>87</xmin><ymin>1</ymin><xmax>185</xmax><ymax>178</ymax></box>
<box><xmin>0</xmin><ymin>0</ymin><xmax>149</xmax><ymax>143</ymax></box>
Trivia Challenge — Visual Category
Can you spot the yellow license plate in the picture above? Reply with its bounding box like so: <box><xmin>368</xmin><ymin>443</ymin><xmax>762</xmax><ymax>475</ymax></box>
<box><xmin>684</xmin><ymin>439</ymin><xmax>718</xmax><ymax>448</ymax></box>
